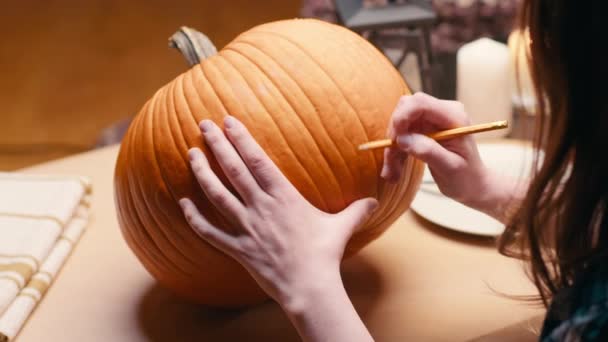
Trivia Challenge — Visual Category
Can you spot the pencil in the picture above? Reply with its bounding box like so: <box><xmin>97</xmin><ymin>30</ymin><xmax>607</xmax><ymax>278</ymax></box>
<box><xmin>357</xmin><ymin>120</ymin><xmax>509</xmax><ymax>151</ymax></box>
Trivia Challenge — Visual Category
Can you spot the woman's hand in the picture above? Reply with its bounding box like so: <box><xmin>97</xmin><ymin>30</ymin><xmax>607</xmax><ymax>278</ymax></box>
<box><xmin>381</xmin><ymin>93</ymin><xmax>522</xmax><ymax>222</ymax></box>
<box><xmin>179</xmin><ymin>115</ymin><xmax>376</xmax><ymax>341</ymax></box>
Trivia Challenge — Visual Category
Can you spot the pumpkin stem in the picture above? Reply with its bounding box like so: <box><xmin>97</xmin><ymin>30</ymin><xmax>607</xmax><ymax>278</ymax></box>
<box><xmin>168</xmin><ymin>26</ymin><xmax>217</xmax><ymax>66</ymax></box>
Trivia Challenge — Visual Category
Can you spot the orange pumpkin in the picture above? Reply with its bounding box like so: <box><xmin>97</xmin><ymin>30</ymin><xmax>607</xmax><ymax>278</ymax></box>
<box><xmin>114</xmin><ymin>18</ymin><xmax>424</xmax><ymax>307</ymax></box>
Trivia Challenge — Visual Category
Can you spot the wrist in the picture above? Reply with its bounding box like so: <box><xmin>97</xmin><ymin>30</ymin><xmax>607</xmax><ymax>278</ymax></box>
<box><xmin>278</xmin><ymin>270</ymin><xmax>345</xmax><ymax>316</ymax></box>
<box><xmin>460</xmin><ymin>167</ymin><xmax>526</xmax><ymax>224</ymax></box>
<box><xmin>275</xmin><ymin>267</ymin><xmax>374</xmax><ymax>342</ymax></box>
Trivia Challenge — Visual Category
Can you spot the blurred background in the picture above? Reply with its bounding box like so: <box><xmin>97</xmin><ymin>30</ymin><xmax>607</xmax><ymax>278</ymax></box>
<box><xmin>0</xmin><ymin>0</ymin><xmax>526</xmax><ymax>170</ymax></box>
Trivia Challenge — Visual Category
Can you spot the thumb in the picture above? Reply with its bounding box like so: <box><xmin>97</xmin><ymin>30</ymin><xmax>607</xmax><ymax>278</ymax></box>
<box><xmin>335</xmin><ymin>198</ymin><xmax>379</xmax><ymax>236</ymax></box>
<box><xmin>396</xmin><ymin>133</ymin><xmax>461</xmax><ymax>171</ymax></box>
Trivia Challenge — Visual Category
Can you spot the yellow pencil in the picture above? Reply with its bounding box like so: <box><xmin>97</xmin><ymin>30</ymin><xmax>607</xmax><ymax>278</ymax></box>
<box><xmin>358</xmin><ymin>120</ymin><xmax>509</xmax><ymax>151</ymax></box>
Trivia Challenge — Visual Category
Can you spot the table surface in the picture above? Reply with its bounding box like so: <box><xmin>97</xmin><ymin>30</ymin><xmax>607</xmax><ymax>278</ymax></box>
<box><xmin>15</xmin><ymin>143</ymin><xmax>544</xmax><ymax>341</ymax></box>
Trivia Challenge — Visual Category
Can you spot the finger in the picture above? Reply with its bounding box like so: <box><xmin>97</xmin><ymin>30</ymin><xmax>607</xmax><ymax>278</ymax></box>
<box><xmin>396</xmin><ymin>133</ymin><xmax>464</xmax><ymax>172</ymax></box>
<box><xmin>335</xmin><ymin>198</ymin><xmax>379</xmax><ymax>236</ymax></box>
<box><xmin>188</xmin><ymin>147</ymin><xmax>246</xmax><ymax>218</ymax></box>
<box><xmin>381</xmin><ymin>146</ymin><xmax>407</xmax><ymax>183</ymax></box>
<box><xmin>381</xmin><ymin>120</ymin><xmax>406</xmax><ymax>182</ymax></box>
<box><xmin>222</xmin><ymin>115</ymin><xmax>291</xmax><ymax>193</ymax></box>
<box><xmin>393</xmin><ymin>92</ymin><xmax>468</xmax><ymax>134</ymax></box>
<box><xmin>199</xmin><ymin>119</ymin><xmax>261</xmax><ymax>203</ymax></box>
<box><xmin>179</xmin><ymin>198</ymin><xmax>240</xmax><ymax>255</ymax></box>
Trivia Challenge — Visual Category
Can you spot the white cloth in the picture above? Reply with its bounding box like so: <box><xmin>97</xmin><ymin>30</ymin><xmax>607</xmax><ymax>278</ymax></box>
<box><xmin>0</xmin><ymin>173</ymin><xmax>91</xmax><ymax>341</ymax></box>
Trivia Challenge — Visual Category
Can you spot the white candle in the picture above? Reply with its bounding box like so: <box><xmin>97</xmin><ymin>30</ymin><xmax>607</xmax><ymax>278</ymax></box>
<box><xmin>456</xmin><ymin>37</ymin><xmax>512</xmax><ymax>139</ymax></box>
<box><xmin>508</xmin><ymin>28</ymin><xmax>537</xmax><ymax>115</ymax></box>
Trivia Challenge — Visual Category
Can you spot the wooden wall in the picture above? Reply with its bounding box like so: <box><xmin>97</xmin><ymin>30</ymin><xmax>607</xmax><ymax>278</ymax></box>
<box><xmin>0</xmin><ymin>0</ymin><xmax>300</xmax><ymax>170</ymax></box>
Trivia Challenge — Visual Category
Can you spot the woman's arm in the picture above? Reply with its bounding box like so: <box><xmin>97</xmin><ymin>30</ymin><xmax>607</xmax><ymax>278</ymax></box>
<box><xmin>282</xmin><ymin>275</ymin><xmax>373</xmax><ymax>342</ymax></box>
<box><xmin>179</xmin><ymin>115</ymin><xmax>375</xmax><ymax>342</ymax></box>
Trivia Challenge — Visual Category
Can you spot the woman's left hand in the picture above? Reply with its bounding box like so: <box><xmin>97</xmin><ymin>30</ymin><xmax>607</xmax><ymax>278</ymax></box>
<box><xmin>179</xmin><ymin>115</ymin><xmax>378</xmax><ymax>311</ymax></box>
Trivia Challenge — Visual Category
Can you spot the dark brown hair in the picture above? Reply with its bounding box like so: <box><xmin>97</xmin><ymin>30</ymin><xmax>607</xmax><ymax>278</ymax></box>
<box><xmin>498</xmin><ymin>0</ymin><xmax>608</xmax><ymax>306</ymax></box>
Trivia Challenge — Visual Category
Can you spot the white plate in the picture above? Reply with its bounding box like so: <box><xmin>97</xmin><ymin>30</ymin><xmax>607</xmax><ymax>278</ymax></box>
<box><xmin>410</xmin><ymin>142</ymin><xmax>538</xmax><ymax>237</ymax></box>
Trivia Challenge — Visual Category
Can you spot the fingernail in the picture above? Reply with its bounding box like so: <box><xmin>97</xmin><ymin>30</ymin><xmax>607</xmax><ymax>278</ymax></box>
<box><xmin>178</xmin><ymin>198</ymin><xmax>188</xmax><ymax>209</ymax></box>
<box><xmin>224</xmin><ymin>115</ymin><xmax>237</xmax><ymax>129</ymax></box>
<box><xmin>188</xmin><ymin>148</ymin><xmax>200</xmax><ymax>161</ymax></box>
<box><xmin>396</xmin><ymin>134</ymin><xmax>415</xmax><ymax>151</ymax></box>
<box><xmin>199</xmin><ymin>120</ymin><xmax>213</xmax><ymax>133</ymax></box>
<box><xmin>381</xmin><ymin>168</ymin><xmax>399</xmax><ymax>183</ymax></box>
<box><xmin>380</xmin><ymin>164</ymin><xmax>389</xmax><ymax>178</ymax></box>
<box><xmin>370</xmin><ymin>200</ymin><xmax>379</xmax><ymax>211</ymax></box>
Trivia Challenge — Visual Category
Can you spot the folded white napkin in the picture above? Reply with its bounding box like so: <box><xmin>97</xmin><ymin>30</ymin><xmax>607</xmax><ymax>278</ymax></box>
<box><xmin>0</xmin><ymin>173</ymin><xmax>91</xmax><ymax>342</ymax></box>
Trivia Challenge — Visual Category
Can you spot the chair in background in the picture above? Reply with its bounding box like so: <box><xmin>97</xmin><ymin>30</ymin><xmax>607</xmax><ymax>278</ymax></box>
<box><xmin>334</xmin><ymin>0</ymin><xmax>437</xmax><ymax>93</ymax></box>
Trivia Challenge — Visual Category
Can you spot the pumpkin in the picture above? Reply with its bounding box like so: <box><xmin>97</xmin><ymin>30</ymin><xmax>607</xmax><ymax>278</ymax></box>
<box><xmin>114</xmin><ymin>18</ymin><xmax>424</xmax><ymax>307</ymax></box>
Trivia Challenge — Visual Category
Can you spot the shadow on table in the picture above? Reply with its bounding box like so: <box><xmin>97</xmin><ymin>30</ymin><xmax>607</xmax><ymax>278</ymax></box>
<box><xmin>136</xmin><ymin>252</ymin><xmax>385</xmax><ymax>341</ymax></box>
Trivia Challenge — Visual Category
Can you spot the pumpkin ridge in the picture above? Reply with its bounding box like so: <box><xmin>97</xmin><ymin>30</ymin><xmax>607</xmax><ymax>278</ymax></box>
<box><xmin>136</xmin><ymin>85</ymin><xmax>196</xmax><ymax>277</ymax></box>
<box><xmin>118</xmin><ymin>112</ymin><xmax>172</xmax><ymax>276</ymax></box>
<box><xmin>371</xmin><ymin>159</ymin><xmax>420</xmax><ymax>232</ymax></box>
<box><xmin>247</xmin><ymin>30</ymin><xmax>375</xmax><ymax>201</ymax></box>
<box><xmin>115</xmin><ymin>112</ymin><xmax>141</xmax><ymax>254</ymax></box>
<box><xmin>176</xmin><ymin>71</ymin><xmax>255</xmax><ymax>248</ymax></box>
<box><xmin>347</xmin><ymin>162</ymin><xmax>423</xmax><ymax>254</ymax></box>
<box><xmin>218</xmin><ymin>49</ymin><xmax>329</xmax><ymax>210</ymax></box>
<box><xmin>126</xmin><ymin>98</ymin><xmax>191</xmax><ymax>278</ymax></box>
<box><xmin>323</xmin><ymin>22</ymin><xmax>408</xmax><ymax>91</ymax></box>
<box><xmin>380</xmin><ymin>162</ymin><xmax>424</xmax><ymax>232</ymax></box>
<box><xmin>229</xmin><ymin>38</ymin><xmax>352</xmax><ymax>209</ymax></box>
<box><xmin>368</xmin><ymin>161</ymin><xmax>418</xmax><ymax>238</ymax></box>
<box><xmin>253</xmin><ymin>29</ymin><xmax>380</xmax><ymax>186</ymax></box>
<box><xmin>223</xmin><ymin>45</ymin><xmax>338</xmax><ymax>206</ymax></box>
<box><xmin>204</xmin><ymin>52</ymin><xmax>337</xmax><ymax>212</ymax></box>
<box><xmin>177</xmin><ymin>71</ymin><xmax>266</xmax><ymax>301</ymax></box>
<box><xmin>191</xmin><ymin>64</ymin><xmax>227</xmax><ymax>122</ymax></box>
<box><xmin>200</xmin><ymin>57</ymin><xmax>268</xmax><ymax>184</ymax></box>
<box><xmin>181</xmin><ymin>67</ymin><xmax>209</xmax><ymax>127</ymax></box>
<box><xmin>224</xmin><ymin>42</ymin><xmax>347</xmax><ymax>210</ymax></box>
<box><xmin>196</xmin><ymin>59</ymin><xmax>249</xmax><ymax>199</ymax></box>
<box><xmin>264</xmin><ymin>23</ymin><xmax>420</xmax><ymax>250</ymax></box>
<box><xmin>192</xmin><ymin>61</ymin><xmax>273</xmax><ymax>235</ymax></box>
<box><xmin>173</xmin><ymin>77</ymin><xmax>265</xmax><ymax>304</ymax></box>
<box><xmin>195</xmin><ymin>62</ymin><xmax>232</xmax><ymax>126</ymax></box>
<box><xmin>122</xmin><ymin>172</ymin><xmax>174</xmax><ymax>276</ymax></box>
<box><xmin>158</xmin><ymin>75</ymin><xmax>219</xmax><ymax>270</ymax></box>
<box><xmin>166</xmin><ymin>66</ymin><xmax>283</xmax><ymax>302</ymax></box>
<box><xmin>323</xmin><ymin>23</ymin><xmax>408</xmax><ymax>181</ymax></box>
<box><xmin>177</xmin><ymin>68</ymin><xmax>243</xmax><ymax>237</ymax></box>
<box><xmin>152</xmin><ymin>79</ymin><xmax>207</xmax><ymax>271</ymax></box>
<box><xmin>177</xmin><ymin>72</ymin><xmax>214</xmax><ymax>150</ymax></box>
<box><xmin>125</xmin><ymin>97</ymin><xmax>172</xmax><ymax>271</ymax></box>
<box><xmin>190</xmin><ymin>63</ymin><xmax>248</xmax><ymax>210</ymax></box>
<box><xmin>370</xmin><ymin>159</ymin><xmax>409</xmax><ymax>227</ymax></box>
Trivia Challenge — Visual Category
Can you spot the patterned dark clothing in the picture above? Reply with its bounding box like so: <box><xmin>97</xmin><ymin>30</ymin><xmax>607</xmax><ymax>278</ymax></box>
<box><xmin>541</xmin><ymin>266</ymin><xmax>608</xmax><ymax>341</ymax></box>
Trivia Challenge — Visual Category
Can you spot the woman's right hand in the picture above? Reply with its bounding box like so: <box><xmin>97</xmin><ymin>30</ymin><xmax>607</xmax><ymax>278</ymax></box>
<box><xmin>380</xmin><ymin>93</ymin><xmax>513</xmax><ymax>220</ymax></box>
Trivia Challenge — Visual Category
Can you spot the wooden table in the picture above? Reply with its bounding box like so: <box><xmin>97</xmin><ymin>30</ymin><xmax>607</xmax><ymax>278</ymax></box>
<box><xmin>15</xmin><ymin>144</ymin><xmax>544</xmax><ymax>341</ymax></box>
